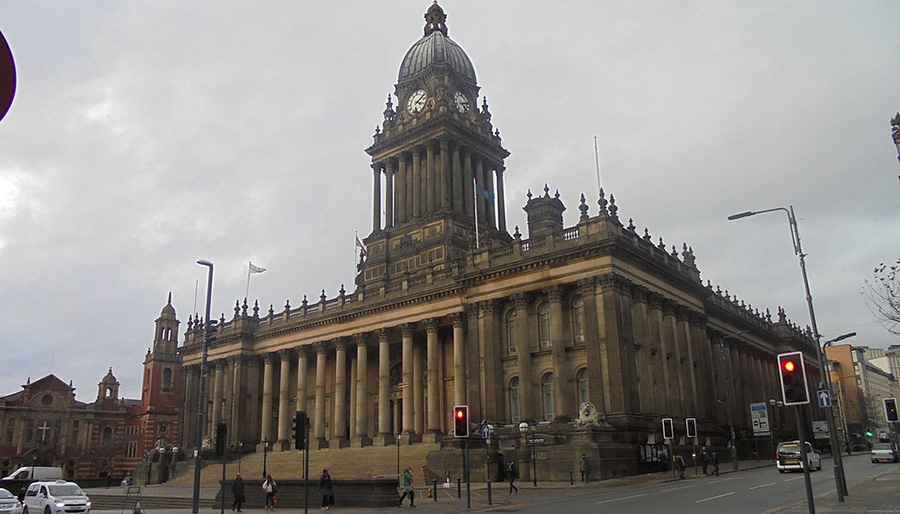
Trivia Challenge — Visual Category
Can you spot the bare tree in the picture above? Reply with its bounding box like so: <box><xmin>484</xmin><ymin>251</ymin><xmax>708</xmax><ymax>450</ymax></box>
<box><xmin>82</xmin><ymin>439</ymin><xmax>125</xmax><ymax>477</ymax></box>
<box><xmin>862</xmin><ymin>257</ymin><xmax>900</xmax><ymax>335</ymax></box>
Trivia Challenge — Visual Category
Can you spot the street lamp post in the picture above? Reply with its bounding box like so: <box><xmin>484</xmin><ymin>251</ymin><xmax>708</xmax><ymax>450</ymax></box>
<box><xmin>518</xmin><ymin>422</ymin><xmax>537</xmax><ymax>487</ymax></box>
<box><xmin>262</xmin><ymin>438</ymin><xmax>269</xmax><ymax>478</ymax></box>
<box><xmin>728</xmin><ymin>206</ymin><xmax>848</xmax><ymax>501</ymax></box>
<box><xmin>822</xmin><ymin>333</ymin><xmax>857</xmax><ymax>457</ymax></box>
<box><xmin>192</xmin><ymin>259</ymin><xmax>214</xmax><ymax>514</ymax></box>
<box><xmin>717</xmin><ymin>330</ymin><xmax>746</xmax><ymax>471</ymax></box>
<box><xmin>768</xmin><ymin>399</ymin><xmax>783</xmax><ymax>460</ymax></box>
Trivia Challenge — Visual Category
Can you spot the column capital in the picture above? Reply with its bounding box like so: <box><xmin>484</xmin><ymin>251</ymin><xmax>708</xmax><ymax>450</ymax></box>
<box><xmin>450</xmin><ymin>312</ymin><xmax>465</xmax><ymax>328</ymax></box>
<box><xmin>334</xmin><ymin>338</ymin><xmax>348</xmax><ymax>352</ymax></box>
<box><xmin>510</xmin><ymin>292</ymin><xmax>530</xmax><ymax>310</ymax></box>
<box><xmin>478</xmin><ymin>299</ymin><xmax>501</xmax><ymax>316</ymax></box>
<box><xmin>543</xmin><ymin>285</ymin><xmax>563</xmax><ymax>304</ymax></box>
<box><xmin>278</xmin><ymin>349</ymin><xmax>292</xmax><ymax>362</ymax></box>
<box><xmin>424</xmin><ymin>318</ymin><xmax>439</xmax><ymax>334</ymax></box>
<box><xmin>576</xmin><ymin>277</ymin><xmax>596</xmax><ymax>294</ymax></box>
<box><xmin>294</xmin><ymin>345</ymin><xmax>309</xmax><ymax>359</ymax></box>
<box><xmin>353</xmin><ymin>333</ymin><xmax>370</xmax><ymax>349</ymax></box>
<box><xmin>314</xmin><ymin>341</ymin><xmax>329</xmax><ymax>354</ymax></box>
<box><xmin>227</xmin><ymin>355</ymin><xmax>240</xmax><ymax>365</ymax></box>
<box><xmin>377</xmin><ymin>328</ymin><xmax>390</xmax><ymax>344</ymax></box>
<box><xmin>631</xmin><ymin>284</ymin><xmax>649</xmax><ymax>304</ymax></box>
<box><xmin>399</xmin><ymin>323</ymin><xmax>413</xmax><ymax>338</ymax></box>
<box><xmin>263</xmin><ymin>352</ymin><xmax>276</xmax><ymax>365</ymax></box>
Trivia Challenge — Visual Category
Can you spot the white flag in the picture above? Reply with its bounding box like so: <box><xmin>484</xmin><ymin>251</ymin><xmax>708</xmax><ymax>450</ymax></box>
<box><xmin>355</xmin><ymin>235</ymin><xmax>367</xmax><ymax>257</ymax></box>
<box><xmin>249</xmin><ymin>262</ymin><xmax>267</xmax><ymax>274</ymax></box>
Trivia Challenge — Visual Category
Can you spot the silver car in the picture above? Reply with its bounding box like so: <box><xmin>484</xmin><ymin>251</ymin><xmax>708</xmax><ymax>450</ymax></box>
<box><xmin>0</xmin><ymin>489</ymin><xmax>23</xmax><ymax>514</ymax></box>
<box><xmin>870</xmin><ymin>443</ymin><xmax>898</xmax><ymax>463</ymax></box>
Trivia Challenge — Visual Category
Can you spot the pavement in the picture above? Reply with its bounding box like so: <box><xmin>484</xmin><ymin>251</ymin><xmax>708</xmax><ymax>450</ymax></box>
<box><xmin>85</xmin><ymin>459</ymin><xmax>900</xmax><ymax>514</ymax></box>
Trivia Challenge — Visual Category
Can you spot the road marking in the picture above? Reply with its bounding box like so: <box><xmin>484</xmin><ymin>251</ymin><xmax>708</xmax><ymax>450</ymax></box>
<box><xmin>595</xmin><ymin>493</ymin><xmax>646</xmax><ymax>504</ymax></box>
<box><xmin>695</xmin><ymin>491</ymin><xmax>735</xmax><ymax>503</ymax></box>
<box><xmin>661</xmin><ymin>485</ymin><xmax>694</xmax><ymax>493</ymax></box>
<box><xmin>785</xmin><ymin>476</ymin><xmax>804</xmax><ymax>482</ymax></box>
<box><xmin>749</xmin><ymin>482</ymin><xmax>776</xmax><ymax>490</ymax></box>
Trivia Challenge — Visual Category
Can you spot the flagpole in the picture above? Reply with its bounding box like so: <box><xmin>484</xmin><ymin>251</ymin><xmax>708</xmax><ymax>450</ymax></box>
<box><xmin>473</xmin><ymin>179</ymin><xmax>480</xmax><ymax>249</ymax></box>
<box><xmin>594</xmin><ymin>135</ymin><xmax>602</xmax><ymax>192</ymax></box>
<box><xmin>245</xmin><ymin>262</ymin><xmax>251</xmax><ymax>301</ymax></box>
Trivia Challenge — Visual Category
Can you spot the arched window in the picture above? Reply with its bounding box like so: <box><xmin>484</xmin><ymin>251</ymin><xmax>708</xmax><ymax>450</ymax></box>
<box><xmin>538</xmin><ymin>303</ymin><xmax>551</xmax><ymax>349</ymax></box>
<box><xmin>162</xmin><ymin>368</ymin><xmax>173</xmax><ymax>389</ymax></box>
<box><xmin>508</xmin><ymin>377</ymin><xmax>520</xmax><ymax>423</ymax></box>
<box><xmin>102</xmin><ymin>426</ymin><xmax>113</xmax><ymax>444</ymax></box>
<box><xmin>572</xmin><ymin>296</ymin><xmax>585</xmax><ymax>344</ymax></box>
<box><xmin>541</xmin><ymin>373</ymin><xmax>555</xmax><ymax>420</ymax></box>
<box><xmin>576</xmin><ymin>368</ymin><xmax>589</xmax><ymax>407</ymax></box>
<box><xmin>506</xmin><ymin>309</ymin><xmax>517</xmax><ymax>354</ymax></box>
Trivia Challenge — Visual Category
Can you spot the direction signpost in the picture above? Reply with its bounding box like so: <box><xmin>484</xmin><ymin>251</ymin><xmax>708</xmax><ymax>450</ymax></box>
<box><xmin>817</xmin><ymin>389</ymin><xmax>832</xmax><ymax>408</ymax></box>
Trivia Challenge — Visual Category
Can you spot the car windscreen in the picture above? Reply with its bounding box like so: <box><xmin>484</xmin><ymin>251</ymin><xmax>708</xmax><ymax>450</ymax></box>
<box><xmin>48</xmin><ymin>485</ymin><xmax>84</xmax><ymax>497</ymax></box>
<box><xmin>0</xmin><ymin>489</ymin><xmax>13</xmax><ymax>499</ymax></box>
<box><xmin>872</xmin><ymin>443</ymin><xmax>891</xmax><ymax>450</ymax></box>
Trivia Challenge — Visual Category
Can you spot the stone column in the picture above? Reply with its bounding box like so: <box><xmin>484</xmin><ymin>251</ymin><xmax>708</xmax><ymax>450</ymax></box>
<box><xmin>495</xmin><ymin>167</ymin><xmax>507</xmax><ymax>233</ymax></box>
<box><xmin>729</xmin><ymin>345</ymin><xmax>744</xmax><ymax>426</ymax></box>
<box><xmin>424</xmin><ymin>319</ymin><xmax>441</xmax><ymax>442</ymax></box>
<box><xmin>401</xmin><ymin>324</ymin><xmax>416</xmax><ymax>439</ymax></box>
<box><xmin>425</xmin><ymin>143</ymin><xmax>435</xmax><ymax>213</ymax></box>
<box><xmin>451</xmin><ymin>313</ymin><xmax>466</xmax><ymax>407</ymax></box>
<box><xmin>375</xmin><ymin>329</ymin><xmax>394</xmax><ymax>445</ymax></box>
<box><xmin>181</xmin><ymin>366</ymin><xmax>194</xmax><ymax>448</ymax></box>
<box><xmin>596</xmin><ymin>275</ymin><xmax>638</xmax><ymax>414</ymax></box>
<box><xmin>332</xmin><ymin>339</ymin><xmax>348</xmax><ymax>447</ymax></box>
<box><xmin>480</xmin><ymin>301</ymin><xmax>504</xmax><ymax>422</ymax></box>
<box><xmin>463</xmin><ymin>149</ymin><xmax>474</xmax><ymax>221</ymax></box>
<box><xmin>312</xmin><ymin>342</ymin><xmax>329</xmax><ymax>448</ymax></box>
<box><xmin>208</xmin><ymin>361</ymin><xmax>221</xmax><ymax>436</ymax></box>
<box><xmin>349</xmin><ymin>354</ymin><xmax>357</xmax><ymax>441</ymax></box>
<box><xmin>413</xmin><ymin>339</ymin><xmax>425</xmax><ymax>435</ymax></box>
<box><xmin>353</xmin><ymin>334</ymin><xmax>371</xmax><ymax>447</ymax></box>
<box><xmin>296</xmin><ymin>347</ymin><xmax>309</xmax><ymax>414</ymax></box>
<box><xmin>474</xmin><ymin>156</ymin><xmax>485</xmax><ymax>223</ymax></box>
<box><xmin>440</xmin><ymin>139</ymin><xmax>451</xmax><ymax>209</ymax></box>
<box><xmin>451</xmin><ymin>143</ymin><xmax>462</xmax><ymax>213</ymax></box>
<box><xmin>512</xmin><ymin>293</ymin><xmax>535</xmax><ymax>421</ymax></box>
<box><xmin>412</xmin><ymin>148</ymin><xmax>422</xmax><ymax>218</ymax></box>
<box><xmin>545</xmin><ymin>286</ymin><xmax>570</xmax><ymax>419</ymax></box>
<box><xmin>630</xmin><ymin>286</ymin><xmax>652</xmax><ymax>414</ymax></box>
<box><xmin>676</xmin><ymin>311</ymin><xmax>697</xmax><ymax>417</ymax></box>
<box><xmin>649</xmin><ymin>295</ymin><xmax>671</xmax><ymax>414</ymax></box>
<box><xmin>578</xmin><ymin>279</ymin><xmax>604</xmax><ymax>412</ymax></box>
<box><xmin>260</xmin><ymin>354</ymin><xmax>275</xmax><ymax>448</ymax></box>
<box><xmin>277</xmin><ymin>350</ymin><xmax>292</xmax><ymax>449</ymax></box>
<box><xmin>384</xmin><ymin>159</ymin><xmax>394</xmax><ymax>228</ymax></box>
<box><xmin>229</xmin><ymin>356</ymin><xmax>242</xmax><ymax>445</ymax></box>
<box><xmin>397</xmin><ymin>154</ymin><xmax>408</xmax><ymax>223</ymax></box>
<box><xmin>372</xmin><ymin>163</ymin><xmax>381</xmax><ymax>232</ymax></box>
<box><xmin>662</xmin><ymin>302</ymin><xmax>685</xmax><ymax>416</ymax></box>
<box><xmin>485</xmin><ymin>163</ymin><xmax>496</xmax><ymax>227</ymax></box>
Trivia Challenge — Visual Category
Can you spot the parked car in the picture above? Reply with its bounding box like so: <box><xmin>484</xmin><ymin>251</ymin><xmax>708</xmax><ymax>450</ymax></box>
<box><xmin>22</xmin><ymin>481</ymin><xmax>90</xmax><ymax>514</ymax></box>
<box><xmin>0</xmin><ymin>488</ymin><xmax>23</xmax><ymax>514</ymax></box>
<box><xmin>120</xmin><ymin>477</ymin><xmax>133</xmax><ymax>487</ymax></box>
<box><xmin>775</xmin><ymin>441</ymin><xmax>822</xmax><ymax>473</ymax></box>
<box><xmin>1</xmin><ymin>468</ymin><xmax>62</xmax><ymax>482</ymax></box>
<box><xmin>870</xmin><ymin>443</ymin><xmax>898</xmax><ymax>463</ymax></box>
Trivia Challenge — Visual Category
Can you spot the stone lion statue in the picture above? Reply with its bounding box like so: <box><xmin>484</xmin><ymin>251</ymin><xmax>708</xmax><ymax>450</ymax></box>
<box><xmin>575</xmin><ymin>401</ymin><xmax>609</xmax><ymax>427</ymax></box>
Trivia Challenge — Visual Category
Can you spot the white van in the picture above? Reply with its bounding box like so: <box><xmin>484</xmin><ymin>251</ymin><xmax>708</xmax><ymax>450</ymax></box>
<box><xmin>22</xmin><ymin>480</ymin><xmax>90</xmax><ymax>514</ymax></box>
<box><xmin>2</xmin><ymin>468</ymin><xmax>63</xmax><ymax>482</ymax></box>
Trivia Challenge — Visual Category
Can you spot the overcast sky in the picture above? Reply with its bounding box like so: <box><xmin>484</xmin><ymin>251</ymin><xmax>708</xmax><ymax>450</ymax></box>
<box><xmin>0</xmin><ymin>1</ymin><xmax>898</xmax><ymax>401</ymax></box>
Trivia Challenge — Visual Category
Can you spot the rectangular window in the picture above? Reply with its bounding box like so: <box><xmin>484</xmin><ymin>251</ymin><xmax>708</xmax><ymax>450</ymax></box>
<box><xmin>71</xmin><ymin>420</ymin><xmax>79</xmax><ymax>446</ymax></box>
<box><xmin>126</xmin><ymin>442</ymin><xmax>137</xmax><ymax>458</ymax></box>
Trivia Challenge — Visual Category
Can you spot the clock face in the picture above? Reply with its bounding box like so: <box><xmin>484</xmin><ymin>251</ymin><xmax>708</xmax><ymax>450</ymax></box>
<box><xmin>407</xmin><ymin>89</ymin><xmax>427</xmax><ymax>114</ymax></box>
<box><xmin>454</xmin><ymin>92</ymin><xmax>469</xmax><ymax>113</ymax></box>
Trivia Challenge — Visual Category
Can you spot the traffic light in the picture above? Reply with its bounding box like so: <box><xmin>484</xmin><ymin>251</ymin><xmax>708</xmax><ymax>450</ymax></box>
<box><xmin>777</xmin><ymin>351</ymin><xmax>810</xmax><ymax>405</ymax></box>
<box><xmin>661</xmin><ymin>417</ymin><xmax>674</xmax><ymax>440</ymax></box>
<box><xmin>293</xmin><ymin>411</ymin><xmax>308</xmax><ymax>450</ymax></box>
<box><xmin>884</xmin><ymin>398</ymin><xmax>898</xmax><ymax>423</ymax></box>
<box><xmin>215</xmin><ymin>422</ymin><xmax>227</xmax><ymax>457</ymax></box>
<box><xmin>453</xmin><ymin>405</ymin><xmax>469</xmax><ymax>438</ymax></box>
<box><xmin>685</xmin><ymin>417</ymin><xmax>697</xmax><ymax>439</ymax></box>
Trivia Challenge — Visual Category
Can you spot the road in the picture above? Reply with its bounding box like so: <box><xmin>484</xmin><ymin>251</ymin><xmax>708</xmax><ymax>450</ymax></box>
<box><xmin>495</xmin><ymin>453</ymin><xmax>893</xmax><ymax>514</ymax></box>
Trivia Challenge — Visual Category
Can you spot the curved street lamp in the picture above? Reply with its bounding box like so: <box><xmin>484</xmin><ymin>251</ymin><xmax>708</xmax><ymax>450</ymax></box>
<box><xmin>517</xmin><ymin>422</ymin><xmax>537</xmax><ymax>487</ymax></box>
<box><xmin>728</xmin><ymin>206</ymin><xmax>847</xmax><ymax>501</ymax></box>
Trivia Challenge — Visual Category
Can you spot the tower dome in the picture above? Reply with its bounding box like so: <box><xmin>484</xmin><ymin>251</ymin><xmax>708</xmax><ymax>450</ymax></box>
<box><xmin>398</xmin><ymin>2</ymin><xmax>476</xmax><ymax>86</ymax></box>
<box><xmin>159</xmin><ymin>292</ymin><xmax>176</xmax><ymax>319</ymax></box>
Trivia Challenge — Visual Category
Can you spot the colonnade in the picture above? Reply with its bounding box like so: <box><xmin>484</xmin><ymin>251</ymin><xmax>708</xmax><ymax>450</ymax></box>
<box><xmin>371</xmin><ymin>140</ymin><xmax>507</xmax><ymax>233</ymax></box>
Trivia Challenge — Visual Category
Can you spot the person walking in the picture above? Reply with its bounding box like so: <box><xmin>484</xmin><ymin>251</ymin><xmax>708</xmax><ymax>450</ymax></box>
<box><xmin>700</xmin><ymin>446</ymin><xmax>709</xmax><ymax>475</ymax></box>
<box><xmin>506</xmin><ymin>461</ymin><xmax>518</xmax><ymax>494</ymax></box>
<box><xmin>231</xmin><ymin>473</ymin><xmax>245</xmax><ymax>512</ymax></box>
<box><xmin>579</xmin><ymin>453</ymin><xmax>590</xmax><ymax>483</ymax></box>
<box><xmin>711</xmin><ymin>450</ymin><xmax>720</xmax><ymax>477</ymax></box>
<box><xmin>676</xmin><ymin>454</ymin><xmax>686</xmax><ymax>479</ymax></box>
<box><xmin>658</xmin><ymin>447</ymin><xmax>669</xmax><ymax>474</ymax></box>
<box><xmin>318</xmin><ymin>469</ymin><xmax>333</xmax><ymax>511</ymax></box>
<box><xmin>262</xmin><ymin>474</ymin><xmax>277</xmax><ymax>511</ymax></box>
<box><xmin>398</xmin><ymin>466</ymin><xmax>416</xmax><ymax>508</ymax></box>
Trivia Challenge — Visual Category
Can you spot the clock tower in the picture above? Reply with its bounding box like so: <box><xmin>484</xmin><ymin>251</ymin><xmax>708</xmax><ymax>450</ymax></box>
<box><xmin>360</xmin><ymin>2</ymin><xmax>510</xmax><ymax>293</ymax></box>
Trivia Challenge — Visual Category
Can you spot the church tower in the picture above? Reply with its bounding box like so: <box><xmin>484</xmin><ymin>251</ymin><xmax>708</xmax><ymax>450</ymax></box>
<box><xmin>360</xmin><ymin>2</ymin><xmax>510</xmax><ymax>293</ymax></box>
<box><xmin>138</xmin><ymin>294</ymin><xmax>181</xmax><ymax>452</ymax></box>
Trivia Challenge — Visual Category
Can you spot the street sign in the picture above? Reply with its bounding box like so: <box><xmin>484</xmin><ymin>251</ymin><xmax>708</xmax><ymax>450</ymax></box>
<box><xmin>750</xmin><ymin>402</ymin><xmax>770</xmax><ymax>437</ymax></box>
<box><xmin>817</xmin><ymin>389</ymin><xmax>832</xmax><ymax>408</ymax></box>
<box><xmin>811</xmin><ymin>420</ymin><xmax>829</xmax><ymax>439</ymax></box>
<box><xmin>526</xmin><ymin>437</ymin><xmax>545</xmax><ymax>445</ymax></box>
<box><xmin>481</xmin><ymin>424</ymin><xmax>491</xmax><ymax>440</ymax></box>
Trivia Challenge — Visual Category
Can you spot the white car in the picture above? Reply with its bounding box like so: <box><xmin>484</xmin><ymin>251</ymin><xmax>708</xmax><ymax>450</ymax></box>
<box><xmin>775</xmin><ymin>441</ymin><xmax>822</xmax><ymax>473</ymax></box>
<box><xmin>0</xmin><ymin>488</ymin><xmax>23</xmax><ymax>514</ymax></box>
<box><xmin>22</xmin><ymin>481</ymin><xmax>90</xmax><ymax>514</ymax></box>
<box><xmin>870</xmin><ymin>443</ymin><xmax>898</xmax><ymax>463</ymax></box>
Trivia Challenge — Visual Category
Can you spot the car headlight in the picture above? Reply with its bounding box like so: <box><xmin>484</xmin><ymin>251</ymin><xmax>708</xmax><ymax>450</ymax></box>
<box><xmin>85</xmin><ymin>501</ymin><xmax>91</xmax><ymax>508</ymax></box>
<box><xmin>55</xmin><ymin>502</ymin><xmax>65</xmax><ymax>508</ymax></box>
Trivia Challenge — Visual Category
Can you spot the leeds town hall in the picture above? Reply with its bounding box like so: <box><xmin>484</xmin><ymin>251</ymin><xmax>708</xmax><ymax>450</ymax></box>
<box><xmin>172</xmin><ymin>3</ymin><xmax>822</xmax><ymax>481</ymax></box>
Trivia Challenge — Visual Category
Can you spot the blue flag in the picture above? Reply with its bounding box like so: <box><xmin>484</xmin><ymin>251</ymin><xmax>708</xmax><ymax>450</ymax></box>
<box><xmin>475</xmin><ymin>183</ymin><xmax>495</xmax><ymax>202</ymax></box>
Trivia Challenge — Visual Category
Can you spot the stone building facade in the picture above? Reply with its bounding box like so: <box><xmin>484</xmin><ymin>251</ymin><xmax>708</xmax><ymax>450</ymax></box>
<box><xmin>175</xmin><ymin>2</ymin><xmax>821</xmax><ymax>480</ymax></box>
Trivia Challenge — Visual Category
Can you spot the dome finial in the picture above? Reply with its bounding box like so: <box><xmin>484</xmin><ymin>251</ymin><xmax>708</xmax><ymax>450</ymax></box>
<box><xmin>424</xmin><ymin>2</ymin><xmax>448</xmax><ymax>36</ymax></box>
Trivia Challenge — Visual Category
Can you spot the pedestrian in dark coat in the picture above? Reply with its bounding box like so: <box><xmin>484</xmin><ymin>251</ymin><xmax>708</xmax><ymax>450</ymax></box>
<box><xmin>507</xmin><ymin>461</ymin><xmax>518</xmax><ymax>494</ymax></box>
<box><xmin>579</xmin><ymin>454</ymin><xmax>590</xmax><ymax>483</ymax></box>
<box><xmin>676</xmin><ymin>455</ymin><xmax>686</xmax><ymax>479</ymax></box>
<box><xmin>700</xmin><ymin>446</ymin><xmax>709</xmax><ymax>475</ymax></box>
<box><xmin>711</xmin><ymin>451</ymin><xmax>720</xmax><ymax>477</ymax></box>
<box><xmin>318</xmin><ymin>469</ymin><xmax>333</xmax><ymax>510</ymax></box>
<box><xmin>231</xmin><ymin>473</ymin><xmax>245</xmax><ymax>512</ymax></box>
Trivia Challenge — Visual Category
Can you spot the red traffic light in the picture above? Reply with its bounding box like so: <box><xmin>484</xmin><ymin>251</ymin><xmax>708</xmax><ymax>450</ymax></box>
<box><xmin>782</xmin><ymin>360</ymin><xmax>796</xmax><ymax>373</ymax></box>
<box><xmin>453</xmin><ymin>405</ymin><xmax>469</xmax><ymax>438</ymax></box>
<box><xmin>456</xmin><ymin>409</ymin><xmax>465</xmax><ymax>419</ymax></box>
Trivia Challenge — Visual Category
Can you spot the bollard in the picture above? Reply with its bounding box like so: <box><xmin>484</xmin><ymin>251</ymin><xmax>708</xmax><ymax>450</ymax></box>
<box><xmin>433</xmin><ymin>479</ymin><xmax>438</xmax><ymax>502</ymax></box>
<box><xmin>133</xmin><ymin>500</ymin><xmax>141</xmax><ymax>514</ymax></box>
<box><xmin>487</xmin><ymin>480</ymin><xmax>492</xmax><ymax>505</ymax></box>
<box><xmin>457</xmin><ymin>477</ymin><xmax>462</xmax><ymax>499</ymax></box>
<box><xmin>570</xmin><ymin>471</ymin><xmax>574</xmax><ymax>486</ymax></box>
